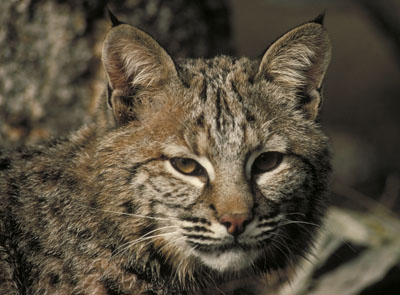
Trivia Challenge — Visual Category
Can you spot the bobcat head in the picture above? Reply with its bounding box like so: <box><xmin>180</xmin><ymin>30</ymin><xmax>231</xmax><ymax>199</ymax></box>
<box><xmin>93</xmin><ymin>14</ymin><xmax>331</xmax><ymax>286</ymax></box>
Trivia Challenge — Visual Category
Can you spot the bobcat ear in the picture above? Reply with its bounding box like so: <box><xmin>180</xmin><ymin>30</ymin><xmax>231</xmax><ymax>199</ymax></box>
<box><xmin>256</xmin><ymin>21</ymin><xmax>331</xmax><ymax>120</ymax></box>
<box><xmin>102</xmin><ymin>23</ymin><xmax>177</xmax><ymax>125</ymax></box>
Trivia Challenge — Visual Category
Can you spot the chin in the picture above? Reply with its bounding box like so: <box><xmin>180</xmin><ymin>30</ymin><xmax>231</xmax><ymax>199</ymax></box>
<box><xmin>195</xmin><ymin>248</ymin><xmax>262</xmax><ymax>273</ymax></box>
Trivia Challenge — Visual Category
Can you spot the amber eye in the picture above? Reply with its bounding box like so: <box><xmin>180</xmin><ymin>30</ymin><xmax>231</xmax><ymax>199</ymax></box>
<box><xmin>170</xmin><ymin>158</ymin><xmax>205</xmax><ymax>176</ymax></box>
<box><xmin>252</xmin><ymin>152</ymin><xmax>283</xmax><ymax>175</ymax></box>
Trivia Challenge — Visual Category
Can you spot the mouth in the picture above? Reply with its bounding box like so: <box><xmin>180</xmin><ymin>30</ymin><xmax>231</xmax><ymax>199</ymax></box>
<box><xmin>189</xmin><ymin>240</ymin><xmax>255</xmax><ymax>253</ymax></box>
<box><xmin>179</xmin><ymin>216</ymin><xmax>282</xmax><ymax>272</ymax></box>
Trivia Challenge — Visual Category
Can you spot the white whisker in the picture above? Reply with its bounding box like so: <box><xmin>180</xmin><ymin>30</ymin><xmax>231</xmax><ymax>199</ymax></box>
<box><xmin>269</xmin><ymin>232</ymin><xmax>296</xmax><ymax>266</ymax></box>
<box><xmin>281</xmin><ymin>220</ymin><xmax>320</xmax><ymax>228</ymax></box>
<box><xmin>113</xmin><ymin>225</ymin><xmax>180</xmax><ymax>256</ymax></box>
<box><xmin>115</xmin><ymin>232</ymin><xmax>178</xmax><ymax>257</ymax></box>
<box><xmin>157</xmin><ymin>236</ymin><xmax>186</xmax><ymax>254</ymax></box>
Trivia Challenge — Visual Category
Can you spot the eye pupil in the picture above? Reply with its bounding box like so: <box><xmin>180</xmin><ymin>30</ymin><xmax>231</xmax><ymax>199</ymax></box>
<box><xmin>252</xmin><ymin>152</ymin><xmax>283</xmax><ymax>175</ymax></box>
<box><xmin>171</xmin><ymin>158</ymin><xmax>203</xmax><ymax>176</ymax></box>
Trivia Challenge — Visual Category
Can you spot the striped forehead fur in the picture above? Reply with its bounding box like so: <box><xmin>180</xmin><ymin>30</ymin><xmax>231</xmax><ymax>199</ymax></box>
<box><xmin>172</xmin><ymin>56</ymin><xmax>301</xmax><ymax>158</ymax></box>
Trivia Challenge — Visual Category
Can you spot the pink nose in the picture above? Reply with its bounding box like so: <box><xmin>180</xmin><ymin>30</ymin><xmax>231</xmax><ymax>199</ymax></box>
<box><xmin>219</xmin><ymin>213</ymin><xmax>252</xmax><ymax>236</ymax></box>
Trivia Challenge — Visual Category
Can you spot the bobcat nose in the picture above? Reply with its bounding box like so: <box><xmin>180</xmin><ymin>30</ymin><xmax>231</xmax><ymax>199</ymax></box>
<box><xmin>219</xmin><ymin>213</ymin><xmax>252</xmax><ymax>236</ymax></box>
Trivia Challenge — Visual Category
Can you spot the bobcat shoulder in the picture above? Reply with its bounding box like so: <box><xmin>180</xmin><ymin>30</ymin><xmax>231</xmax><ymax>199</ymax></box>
<box><xmin>0</xmin><ymin>14</ymin><xmax>331</xmax><ymax>295</ymax></box>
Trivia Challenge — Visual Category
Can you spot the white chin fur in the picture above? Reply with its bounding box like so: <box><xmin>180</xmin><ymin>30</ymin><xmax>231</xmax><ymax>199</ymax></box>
<box><xmin>196</xmin><ymin>249</ymin><xmax>260</xmax><ymax>273</ymax></box>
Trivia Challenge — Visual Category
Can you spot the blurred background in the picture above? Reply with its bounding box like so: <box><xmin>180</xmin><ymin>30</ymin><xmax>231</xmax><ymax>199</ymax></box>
<box><xmin>1</xmin><ymin>0</ymin><xmax>399</xmax><ymax>292</ymax></box>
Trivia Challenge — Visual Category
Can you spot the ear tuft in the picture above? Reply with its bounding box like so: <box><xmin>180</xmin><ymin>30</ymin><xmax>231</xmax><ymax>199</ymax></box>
<box><xmin>256</xmin><ymin>21</ymin><xmax>331</xmax><ymax>120</ymax></box>
<box><xmin>107</xmin><ymin>9</ymin><xmax>124</xmax><ymax>27</ymax></box>
<box><xmin>313</xmin><ymin>12</ymin><xmax>326</xmax><ymax>26</ymax></box>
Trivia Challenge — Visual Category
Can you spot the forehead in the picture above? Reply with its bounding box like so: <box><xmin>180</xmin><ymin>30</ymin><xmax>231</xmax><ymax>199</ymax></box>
<box><xmin>174</xmin><ymin>57</ymin><xmax>292</xmax><ymax>160</ymax></box>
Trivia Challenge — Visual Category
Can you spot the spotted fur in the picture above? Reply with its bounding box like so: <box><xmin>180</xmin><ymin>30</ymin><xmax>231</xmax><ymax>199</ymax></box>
<box><xmin>0</xmin><ymin>16</ymin><xmax>331</xmax><ymax>295</ymax></box>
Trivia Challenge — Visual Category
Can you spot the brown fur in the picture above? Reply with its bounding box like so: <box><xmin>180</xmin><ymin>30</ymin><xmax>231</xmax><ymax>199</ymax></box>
<box><xmin>0</xmin><ymin>16</ymin><xmax>331</xmax><ymax>295</ymax></box>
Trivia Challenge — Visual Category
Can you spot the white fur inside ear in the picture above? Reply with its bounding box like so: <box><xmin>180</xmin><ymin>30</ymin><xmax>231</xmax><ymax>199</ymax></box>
<box><xmin>121</xmin><ymin>45</ymin><xmax>161</xmax><ymax>87</ymax></box>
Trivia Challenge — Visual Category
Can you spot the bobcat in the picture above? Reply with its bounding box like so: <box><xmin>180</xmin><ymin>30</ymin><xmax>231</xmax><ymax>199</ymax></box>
<box><xmin>0</xmin><ymin>13</ymin><xmax>331</xmax><ymax>295</ymax></box>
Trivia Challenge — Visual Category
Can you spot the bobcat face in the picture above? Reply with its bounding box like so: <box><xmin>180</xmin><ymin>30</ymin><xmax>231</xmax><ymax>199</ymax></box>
<box><xmin>99</xmin><ymin>18</ymin><xmax>331</xmax><ymax>277</ymax></box>
<box><xmin>123</xmin><ymin>68</ymin><xmax>328</xmax><ymax>273</ymax></box>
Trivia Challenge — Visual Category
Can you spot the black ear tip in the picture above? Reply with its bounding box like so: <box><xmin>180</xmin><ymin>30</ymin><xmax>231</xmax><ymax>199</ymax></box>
<box><xmin>107</xmin><ymin>8</ymin><xmax>124</xmax><ymax>27</ymax></box>
<box><xmin>313</xmin><ymin>11</ymin><xmax>326</xmax><ymax>25</ymax></box>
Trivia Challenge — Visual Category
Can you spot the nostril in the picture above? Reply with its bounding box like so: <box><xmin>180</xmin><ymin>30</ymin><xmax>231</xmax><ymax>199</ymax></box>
<box><xmin>219</xmin><ymin>213</ymin><xmax>252</xmax><ymax>236</ymax></box>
